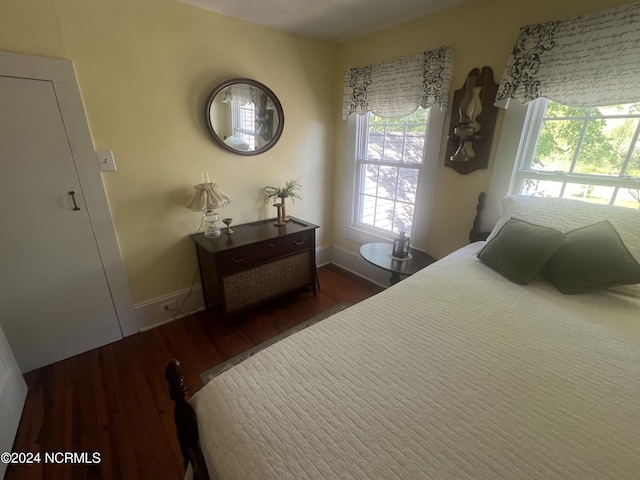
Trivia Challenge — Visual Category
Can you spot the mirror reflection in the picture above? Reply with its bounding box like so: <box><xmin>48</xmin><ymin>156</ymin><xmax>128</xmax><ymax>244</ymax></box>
<box><xmin>206</xmin><ymin>78</ymin><xmax>284</xmax><ymax>155</ymax></box>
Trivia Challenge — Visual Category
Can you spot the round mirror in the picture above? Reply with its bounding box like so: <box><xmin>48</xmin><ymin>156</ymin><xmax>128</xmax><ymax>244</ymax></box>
<box><xmin>205</xmin><ymin>78</ymin><xmax>284</xmax><ymax>156</ymax></box>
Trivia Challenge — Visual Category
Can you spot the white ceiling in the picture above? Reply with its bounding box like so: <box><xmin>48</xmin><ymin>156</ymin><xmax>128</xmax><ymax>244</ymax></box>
<box><xmin>177</xmin><ymin>0</ymin><xmax>468</xmax><ymax>42</ymax></box>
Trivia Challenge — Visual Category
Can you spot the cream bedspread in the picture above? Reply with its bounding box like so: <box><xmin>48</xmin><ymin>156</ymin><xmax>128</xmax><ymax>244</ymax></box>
<box><xmin>190</xmin><ymin>243</ymin><xmax>640</xmax><ymax>479</ymax></box>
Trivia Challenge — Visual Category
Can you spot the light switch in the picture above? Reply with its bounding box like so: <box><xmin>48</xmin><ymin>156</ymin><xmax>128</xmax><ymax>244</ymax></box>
<box><xmin>96</xmin><ymin>150</ymin><xmax>117</xmax><ymax>172</ymax></box>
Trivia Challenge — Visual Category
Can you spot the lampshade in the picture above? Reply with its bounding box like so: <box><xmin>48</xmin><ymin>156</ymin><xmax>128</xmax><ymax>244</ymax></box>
<box><xmin>186</xmin><ymin>182</ymin><xmax>231</xmax><ymax>211</ymax></box>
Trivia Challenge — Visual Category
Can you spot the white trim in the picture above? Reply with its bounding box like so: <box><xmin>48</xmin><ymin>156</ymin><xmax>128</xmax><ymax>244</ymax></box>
<box><xmin>342</xmin><ymin>224</ymin><xmax>393</xmax><ymax>245</ymax></box>
<box><xmin>329</xmin><ymin>245</ymin><xmax>390</xmax><ymax>288</ymax></box>
<box><xmin>328</xmin><ymin>243</ymin><xmax>430</xmax><ymax>288</ymax></box>
<box><xmin>0</xmin><ymin>324</ymin><xmax>26</xmax><ymax>479</ymax></box>
<box><xmin>315</xmin><ymin>244</ymin><xmax>333</xmax><ymax>267</ymax></box>
<box><xmin>134</xmin><ymin>245</ymin><xmax>390</xmax><ymax>331</ymax></box>
<box><xmin>0</xmin><ymin>51</ymin><xmax>137</xmax><ymax>336</ymax></box>
<box><xmin>485</xmin><ymin>101</ymin><xmax>529</xmax><ymax>229</ymax></box>
<box><xmin>135</xmin><ymin>285</ymin><xmax>206</xmax><ymax>332</ymax></box>
<box><xmin>416</xmin><ymin>106</ymin><xmax>445</xmax><ymax>247</ymax></box>
<box><xmin>345</xmin><ymin>107</ymin><xmax>444</xmax><ymax>250</ymax></box>
<box><xmin>137</xmin><ymin>246</ymin><xmax>341</xmax><ymax>330</ymax></box>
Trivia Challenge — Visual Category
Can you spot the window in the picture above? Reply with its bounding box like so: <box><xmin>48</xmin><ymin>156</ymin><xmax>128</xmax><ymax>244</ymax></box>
<box><xmin>512</xmin><ymin>98</ymin><xmax>640</xmax><ymax>209</ymax></box>
<box><xmin>232</xmin><ymin>102</ymin><xmax>257</xmax><ymax>150</ymax></box>
<box><xmin>354</xmin><ymin>108</ymin><xmax>429</xmax><ymax>235</ymax></box>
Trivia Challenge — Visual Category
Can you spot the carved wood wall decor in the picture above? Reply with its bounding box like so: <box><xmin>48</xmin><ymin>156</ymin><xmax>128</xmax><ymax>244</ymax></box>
<box><xmin>445</xmin><ymin>67</ymin><xmax>499</xmax><ymax>175</ymax></box>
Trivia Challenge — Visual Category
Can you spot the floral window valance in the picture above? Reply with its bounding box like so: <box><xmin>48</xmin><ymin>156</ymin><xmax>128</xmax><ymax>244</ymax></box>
<box><xmin>495</xmin><ymin>2</ymin><xmax>640</xmax><ymax>108</ymax></box>
<box><xmin>342</xmin><ymin>45</ymin><xmax>454</xmax><ymax>120</ymax></box>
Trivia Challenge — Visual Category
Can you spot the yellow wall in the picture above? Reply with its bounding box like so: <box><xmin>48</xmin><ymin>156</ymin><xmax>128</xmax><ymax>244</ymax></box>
<box><xmin>0</xmin><ymin>0</ymin><xmax>337</xmax><ymax>304</ymax></box>
<box><xmin>0</xmin><ymin>0</ymin><xmax>631</xmax><ymax>306</ymax></box>
<box><xmin>334</xmin><ymin>0</ymin><xmax>631</xmax><ymax>258</ymax></box>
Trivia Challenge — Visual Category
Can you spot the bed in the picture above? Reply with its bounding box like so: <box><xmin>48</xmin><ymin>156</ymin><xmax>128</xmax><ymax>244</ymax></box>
<box><xmin>166</xmin><ymin>194</ymin><xmax>640</xmax><ymax>480</ymax></box>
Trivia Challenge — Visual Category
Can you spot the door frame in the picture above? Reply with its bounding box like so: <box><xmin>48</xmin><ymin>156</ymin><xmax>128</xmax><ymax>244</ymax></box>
<box><xmin>0</xmin><ymin>322</ymin><xmax>27</xmax><ymax>479</ymax></box>
<box><xmin>0</xmin><ymin>50</ymin><xmax>136</xmax><ymax>336</ymax></box>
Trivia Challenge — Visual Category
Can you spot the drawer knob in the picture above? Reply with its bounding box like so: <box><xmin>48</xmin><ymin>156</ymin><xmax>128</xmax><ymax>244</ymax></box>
<box><xmin>232</xmin><ymin>255</ymin><xmax>246</xmax><ymax>263</ymax></box>
<box><xmin>293</xmin><ymin>239</ymin><xmax>306</xmax><ymax>246</ymax></box>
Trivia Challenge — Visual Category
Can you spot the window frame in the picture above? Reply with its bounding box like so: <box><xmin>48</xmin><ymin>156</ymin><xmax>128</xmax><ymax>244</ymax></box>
<box><xmin>231</xmin><ymin>102</ymin><xmax>257</xmax><ymax>150</ymax></box>
<box><xmin>510</xmin><ymin>98</ymin><xmax>640</xmax><ymax>204</ymax></box>
<box><xmin>352</xmin><ymin>111</ymin><xmax>428</xmax><ymax>238</ymax></box>
<box><xmin>340</xmin><ymin>105</ymin><xmax>444</xmax><ymax>249</ymax></box>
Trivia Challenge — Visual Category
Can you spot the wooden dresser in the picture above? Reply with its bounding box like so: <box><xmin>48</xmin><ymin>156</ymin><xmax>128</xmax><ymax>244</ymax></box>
<box><xmin>190</xmin><ymin>217</ymin><xmax>319</xmax><ymax>317</ymax></box>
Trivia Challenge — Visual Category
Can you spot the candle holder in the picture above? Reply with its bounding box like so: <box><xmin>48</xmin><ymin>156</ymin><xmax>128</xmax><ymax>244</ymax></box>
<box><xmin>222</xmin><ymin>217</ymin><xmax>234</xmax><ymax>234</ymax></box>
<box><xmin>274</xmin><ymin>203</ymin><xmax>286</xmax><ymax>226</ymax></box>
<box><xmin>392</xmin><ymin>231</ymin><xmax>411</xmax><ymax>258</ymax></box>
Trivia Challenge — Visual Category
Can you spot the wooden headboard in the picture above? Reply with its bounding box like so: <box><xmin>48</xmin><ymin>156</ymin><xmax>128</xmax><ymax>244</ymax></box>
<box><xmin>469</xmin><ymin>192</ymin><xmax>491</xmax><ymax>243</ymax></box>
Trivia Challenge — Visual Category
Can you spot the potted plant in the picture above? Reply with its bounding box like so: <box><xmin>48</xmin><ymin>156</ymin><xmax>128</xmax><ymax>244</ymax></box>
<box><xmin>263</xmin><ymin>180</ymin><xmax>302</xmax><ymax>222</ymax></box>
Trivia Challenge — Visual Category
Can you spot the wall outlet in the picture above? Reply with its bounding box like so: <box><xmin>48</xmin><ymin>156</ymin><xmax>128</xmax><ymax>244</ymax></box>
<box><xmin>161</xmin><ymin>300</ymin><xmax>178</xmax><ymax>312</ymax></box>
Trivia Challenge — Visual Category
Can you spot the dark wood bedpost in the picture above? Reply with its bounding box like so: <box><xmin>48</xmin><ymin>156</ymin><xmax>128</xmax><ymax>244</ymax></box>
<box><xmin>165</xmin><ymin>359</ymin><xmax>212</xmax><ymax>480</ymax></box>
<box><xmin>469</xmin><ymin>192</ymin><xmax>490</xmax><ymax>243</ymax></box>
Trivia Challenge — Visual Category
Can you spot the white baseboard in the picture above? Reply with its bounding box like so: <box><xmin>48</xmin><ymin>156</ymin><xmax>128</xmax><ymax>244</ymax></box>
<box><xmin>329</xmin><ymin>244</ymin><xmax>389</xmax><ymax>288</ymax></box>
<box><xmin>315</xmin><ymin>243</ymin><xmax>333</xmax><ymax>267</ymax></box>
<box><xmin>134</xmin><ymin>285</ymin><xmax>205</xmax><ymax>332</ymax></box>
<box><xmin>134</xmin><ymin>245</ymin><xmax>385</xmax><ymax>332</ymax></box>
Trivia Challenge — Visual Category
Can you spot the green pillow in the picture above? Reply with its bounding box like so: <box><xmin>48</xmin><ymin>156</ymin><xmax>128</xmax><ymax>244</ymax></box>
<box><xmin>478</xmin><ymin>217</ymin><xmax>564</xmax><ymax>284</ymax></box>
<box><xmin>546</xmin><ymin>220</ymin><xmax>640</xmax><ymax>294</ymax></box>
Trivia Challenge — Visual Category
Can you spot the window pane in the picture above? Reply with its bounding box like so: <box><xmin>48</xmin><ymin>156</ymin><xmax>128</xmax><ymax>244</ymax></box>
<box><xmin>366</xmin><ymin>130</ymin><xmax>384</xmax><ymax>160</ymax></box>
<box><xmin>406</xmin><ymin>108</ymin><xmax>429</xmax><ymax>124</ymax></box>
<box><xmin>238</xmin><ymin>104</ymin><xmax>256</xmax><ymax>133</ymax></box>
<box><xmin>364</xmin><ymin>109</ymin><xmax>427</xmax><ymax>164</ymax></box>
<box><xmin>360</xmin><ymin>194</ymin><xmax>376</xmax><ymax>226</ymax></box>
<box><xmin>238</xmin><ymin>132</ymin><xmax>255</xmax><ymax>149</ymax></box>
<box><xmin>614</xmin><ymin>188</ymin><xmax>640</xmax><ymax>209</ymax></box>
<box><xmin>374</xmin><ymin>198</ymin><xmax>394</xmax><ymax>230</ymax></box>
<box><xmin>515</xmin><ymin>100</ymin><xmax>640</xmax><ymax>210</ymax></box>
<box><xmin>544</xmin><ymin>102</ymin><xmax>588</xmax><ymax>118</ymax></box>
<box><xmin>393</xmin><ymin>202</ymin><xmax>414</xmax><ymax>233</ymax></box>
<box><xmin>626</xmin><ymin>137</ymin><xmax>640</xmax><ymax>177</ymax></box>
<box><xmin>521</xmin><ymin>178</ymin><xmax>563</xmax><ymax>197</ymax></box>
<box><xmin>562</xmin><ymin>183</ymin><xmax>614</xmax><ymax>204</ymax></box>
<box><xmin>597</xmin><ymin>103</ymin><xmax>640</xmax><ymax>116</ymax></box>
<box><xmin>362</xmin><ymin>164</ymin><xmax>378</xmax><ymax>195</ymax></box>
<box><xmin>573</xmin><ymin>117</ymin><xmax>639</xmax><ymax>176</ymax></box>
<box><xmin>531</xmin><ymin>119</ymin><xmax>582</xmax><ymax>171</ymax></box>
<box><xmin>355</xmin><ymin>108</ymin><xmax>429</xmax><ymax>234</ymax></box>
<box><xmin>369</xmin><ymin>114</ymin><xmax>386</xmax><ymax>126</ymax></box>
<box><xmin>403</xmin><ymin>132</ymin><xmax>426</xmax><ymax>163</ymax></box>
<box><xmin>377</xmin><ymin>166</ymin><xmax>398</xmax><ymax>200</ymax></box>
<box><xmin>381</xmin><ymin>131</ymin><xmax>405</xmax><ymax>162</ymax></box>
<box><xmin>397</xmin><ymin>168</ymin><xmax>418</xmax><ymax>203</ymax></box>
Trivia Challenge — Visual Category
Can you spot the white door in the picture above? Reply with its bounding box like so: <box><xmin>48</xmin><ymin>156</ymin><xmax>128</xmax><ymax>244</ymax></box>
<box><xmin>0</xmin><ymin>75</ymin><xmax>123</xmax><ymax>372</ymax></box>
<box><xmin>0</xmin><ymin>322</ymin><xmax>27</xmax><ymax>479</ymax></box>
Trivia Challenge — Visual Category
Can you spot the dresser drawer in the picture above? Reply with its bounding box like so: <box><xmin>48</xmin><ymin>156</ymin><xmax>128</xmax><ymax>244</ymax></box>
<box><xmin>217</xmin><ymin>230</ymin><xmax>313</xmax><ymax>274</ymax></box>
<box><xmin>216</xmin><ymin>243</ymin><xmax>274</xmax><ymax>273</ymax></box>
<box><xmin>271</xmin><ymin>230</ymin><xmax>313</xmax><ymax>257</ymax></box>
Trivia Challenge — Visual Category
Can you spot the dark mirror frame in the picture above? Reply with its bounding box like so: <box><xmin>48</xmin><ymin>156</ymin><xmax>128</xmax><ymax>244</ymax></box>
<box><xmin>205</xmin><ymin>78</ymin><xmax>285</xmax><ymax>156</ymax></box>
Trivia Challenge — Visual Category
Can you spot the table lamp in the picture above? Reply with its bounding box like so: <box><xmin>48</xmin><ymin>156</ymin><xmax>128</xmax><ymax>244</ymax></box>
<box><xmin>187</xmin><ymin>179</ymin><xmax>231</xmax><ymax>238</ymax></box>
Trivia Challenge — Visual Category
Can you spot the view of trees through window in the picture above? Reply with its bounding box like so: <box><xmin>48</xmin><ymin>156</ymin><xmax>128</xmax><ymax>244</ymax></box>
<box><xmin>356</xmin><ymin>108</ymin><xmax>429</xmax><ymax>234</ymax></box>
<box><xmin>520</xmin><ymin>100</ymin><xmax>640</xmax><ymax>209</ymax></box>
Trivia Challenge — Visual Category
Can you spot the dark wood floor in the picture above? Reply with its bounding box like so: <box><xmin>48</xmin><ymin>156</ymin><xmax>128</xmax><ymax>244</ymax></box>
<box><xmin>7</xmin><ymin>264</ymin><xmax>382</xmax><ymax>480</ymax></box>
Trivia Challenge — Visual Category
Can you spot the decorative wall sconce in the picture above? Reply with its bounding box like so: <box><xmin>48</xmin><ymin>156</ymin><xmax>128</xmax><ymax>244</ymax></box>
<box><xmin>445</xmin><ymin>67</ymin><xmax>499</xmax><ymax>175</ymax></box>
